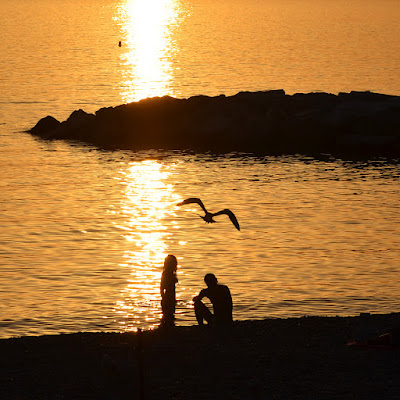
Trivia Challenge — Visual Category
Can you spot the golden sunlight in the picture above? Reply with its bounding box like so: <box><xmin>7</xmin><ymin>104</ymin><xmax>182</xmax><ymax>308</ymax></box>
<box><xmin>114</xmin><ymin>160</ymin><xmax>181</xmax><ymax>331</ymax></box>
<box><xmin>118</xmin><ymin>0</ymin><xmax>180</xmax><ymax>102</ymax></box>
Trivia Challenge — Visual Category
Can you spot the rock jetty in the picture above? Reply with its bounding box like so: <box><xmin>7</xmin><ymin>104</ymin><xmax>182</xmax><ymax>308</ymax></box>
<box><xmin>29</xmin><ymin>90</ymin><xmax>400</xmax><ymax>157</ymax></box>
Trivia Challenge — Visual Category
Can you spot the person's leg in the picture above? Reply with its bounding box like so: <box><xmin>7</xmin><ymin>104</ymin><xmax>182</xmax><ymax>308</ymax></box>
<box><xmin>162</xmin><ymin>296</ymin><xmax>176</xmax><ymax>317</ymax></box>
<box><xmin>194</xmin><ymin>299</ymin><xmax>213</xmax><ymax>325</ymax></box>
<box><xmin>161</xmin><ymin>313</ymin><xmax>175</xmax><ymax>327</ymax></box>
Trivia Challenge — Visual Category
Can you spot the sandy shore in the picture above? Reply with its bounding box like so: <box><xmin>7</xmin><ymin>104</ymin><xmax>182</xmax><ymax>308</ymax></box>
<box><xmin>1</xmin><ymin>313</ymin><xmax>400</xmax><ymax>400</ymax></box>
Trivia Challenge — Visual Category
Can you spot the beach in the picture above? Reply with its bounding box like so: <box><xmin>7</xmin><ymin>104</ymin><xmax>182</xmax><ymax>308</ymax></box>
<box><xmin>2</xmin><ymin>313</ymin><xmax>400</xmax><ymax>400</ymax></box>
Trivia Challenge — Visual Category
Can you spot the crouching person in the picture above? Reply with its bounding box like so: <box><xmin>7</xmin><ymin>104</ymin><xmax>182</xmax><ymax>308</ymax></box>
<box><xmin>193</xmin><ymin>273</ymin><xmax>233</xmax><ymax>326</ymax></box>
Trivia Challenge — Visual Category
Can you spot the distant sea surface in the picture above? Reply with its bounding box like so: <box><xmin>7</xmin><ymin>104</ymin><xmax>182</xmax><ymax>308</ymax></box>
<box><xmin>1</xmin><ymin>0</ymin><xmax>400</xmax><ymax>338</ymax></box>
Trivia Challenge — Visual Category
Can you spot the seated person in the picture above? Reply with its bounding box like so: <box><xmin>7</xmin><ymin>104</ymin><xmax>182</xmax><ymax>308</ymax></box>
<box><xmin>193</xmin><ymin>273</ymin><xmax>233</xmax><ymax>325</ymax></box>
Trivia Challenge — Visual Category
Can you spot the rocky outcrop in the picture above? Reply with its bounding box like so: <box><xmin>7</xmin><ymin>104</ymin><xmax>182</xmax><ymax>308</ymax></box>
<box><xmin>28</xmin><ymin>90</ymin><xmax>400</xmax><ymax>158</ymax></box>
<box><xmin>30</xmin><ymin>115</ymin><xmax>61</xmax><ymax>135</ymax></box>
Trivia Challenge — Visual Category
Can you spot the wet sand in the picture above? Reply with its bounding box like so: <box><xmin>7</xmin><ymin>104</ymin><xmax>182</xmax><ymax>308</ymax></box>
<box><xmin>1</xmin><ymin>313</ymin><xmax>400</xmax><ymax>400</ymax></box>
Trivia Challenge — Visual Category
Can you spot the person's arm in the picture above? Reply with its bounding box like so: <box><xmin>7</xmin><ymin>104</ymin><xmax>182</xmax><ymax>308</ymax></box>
<box><xmin>193</xmin><ymin>288</ymin><xmax>207</xmax><ymax>302</ymax></box>
<box><xmin>160</xmin><ymin>273</ymin><xmax>166</xmax><ymax>296</ymax></box>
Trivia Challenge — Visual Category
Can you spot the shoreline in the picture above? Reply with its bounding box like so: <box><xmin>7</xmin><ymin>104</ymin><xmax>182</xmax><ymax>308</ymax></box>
<box><xmin>28</xmin><ymin>90</ymin><xmax>400</xmax><ymax>160</ymax></box>
<box><xmin>2</xmin><ymin>312</ymin><xmax>400</xmax><ymax>399</ymax></box>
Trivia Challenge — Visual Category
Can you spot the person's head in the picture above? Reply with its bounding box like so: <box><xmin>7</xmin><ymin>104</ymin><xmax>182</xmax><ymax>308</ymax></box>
<box><xmin>204</xmin><ymin>273</ymin><xmax>218</xmax><ymax>288</ymax></box>
<box><xmin>163</xmin><ymin>254</ymin><xmax>178</xmax><ymax>273</ymax></box>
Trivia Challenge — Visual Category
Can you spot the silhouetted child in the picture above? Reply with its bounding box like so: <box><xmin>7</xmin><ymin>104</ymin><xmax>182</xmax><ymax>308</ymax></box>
<box><xmin>160</xmin><ymin>255</ymin><xmax>178</xmax><ymax>324</ymax></box>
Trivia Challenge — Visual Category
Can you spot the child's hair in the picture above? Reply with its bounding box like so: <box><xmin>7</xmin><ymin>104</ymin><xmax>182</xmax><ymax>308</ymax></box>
<box><xmin>163</xmin><ymin>254</ymin><xmax>178</xmax><ymax>273</ymax></box>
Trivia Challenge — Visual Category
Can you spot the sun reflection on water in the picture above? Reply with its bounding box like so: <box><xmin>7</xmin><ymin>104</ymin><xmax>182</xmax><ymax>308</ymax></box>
<box><xmin>114</xmin><ymin>160</ymin><xmax>181</xmax><ymax>331</ymax></box>
<box><xmin>117</xmin><ymin>0</ymin><xmax>181</xmax><ymax>102</ymax></box>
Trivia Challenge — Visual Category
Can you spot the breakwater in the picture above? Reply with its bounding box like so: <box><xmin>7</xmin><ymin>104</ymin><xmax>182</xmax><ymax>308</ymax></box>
<box><xmin>29</xmin><ymin>90</ymin><xmax>400</xmax><ymax>157</ymax></box>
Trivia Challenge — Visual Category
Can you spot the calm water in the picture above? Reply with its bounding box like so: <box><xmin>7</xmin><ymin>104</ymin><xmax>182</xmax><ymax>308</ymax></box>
<box><xmin>1</xmin><ymin>0</ymin><xmax>400</xmax><ymax>338</ymax></box>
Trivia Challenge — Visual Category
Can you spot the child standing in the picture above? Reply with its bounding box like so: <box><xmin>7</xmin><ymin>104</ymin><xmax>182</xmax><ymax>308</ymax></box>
<box><xmin>160</xmin><ymin>255</ymin><xmax>178</xmax><ymax>323</ymax></box>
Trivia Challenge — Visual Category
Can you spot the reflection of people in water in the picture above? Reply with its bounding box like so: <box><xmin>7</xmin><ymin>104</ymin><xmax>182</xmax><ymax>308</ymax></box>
<box><xmin>193</xmin><ymin>273</ymin><xmax>233</xmax><ymax>326</ymax></box>
<box><xmin>160</xmin><ymin>255</ymin><xmax>178</xmax><ymax>324</ymax></box>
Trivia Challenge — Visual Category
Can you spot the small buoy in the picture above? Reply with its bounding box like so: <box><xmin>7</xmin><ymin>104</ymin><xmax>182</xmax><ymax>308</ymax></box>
<box><xmin>118</xmin><ymin>41</ymin><xmax>122</xmax><ymax>47</ymax></box>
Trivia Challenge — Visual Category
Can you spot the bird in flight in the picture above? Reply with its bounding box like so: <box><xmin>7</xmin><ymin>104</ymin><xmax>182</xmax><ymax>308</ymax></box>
<box><xmin>177</xmin><ymin>197</ymin><xmax>240</xmax><ymax>231</ymax></box>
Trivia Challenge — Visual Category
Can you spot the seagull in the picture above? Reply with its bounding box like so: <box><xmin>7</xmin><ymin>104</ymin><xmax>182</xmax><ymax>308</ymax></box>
<box><xmin>177</xmin><ymin>197</ymin><xmax>240</xmax><ymax>231</ymax></box>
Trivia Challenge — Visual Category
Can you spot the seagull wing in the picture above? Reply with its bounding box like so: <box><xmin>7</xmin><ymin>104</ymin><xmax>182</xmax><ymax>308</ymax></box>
<box><xmin>177</xmin><ymin>197</ymin><xmax>208</xmax><ymax>213</ymax></box>
<box><xmin>212</xmin><ymin>209</ymin><xmax>240</xmax><ymax>231</ymax></box>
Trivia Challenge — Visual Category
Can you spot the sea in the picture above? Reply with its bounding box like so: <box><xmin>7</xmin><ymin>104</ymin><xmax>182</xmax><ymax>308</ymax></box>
<box><xmin>1</xmin><ymin>0</ymin><xmax>400</xmax><ymax>339</ymax></box>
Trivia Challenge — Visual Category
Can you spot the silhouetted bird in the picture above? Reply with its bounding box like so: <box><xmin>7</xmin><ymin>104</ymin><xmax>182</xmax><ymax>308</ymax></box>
<box><xmin>118</xmin><ymin>41</ymin><xmax>122</xmax><ymax>47</ymax></box>
<box><xmin>177</xmin><ymin>197</ymin><xmax>240</xmax><ymax>231</ymax></box>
